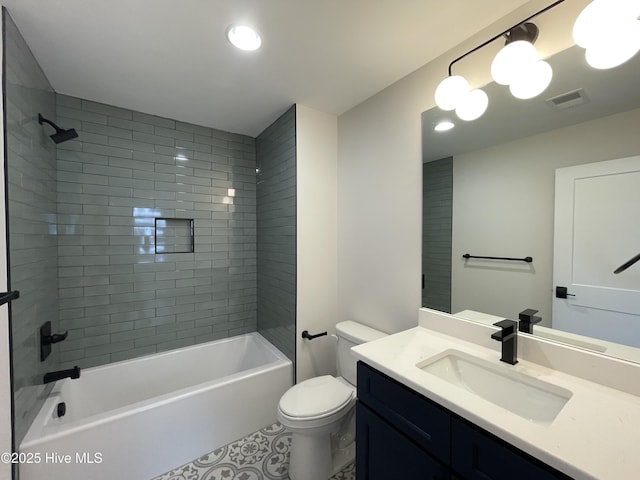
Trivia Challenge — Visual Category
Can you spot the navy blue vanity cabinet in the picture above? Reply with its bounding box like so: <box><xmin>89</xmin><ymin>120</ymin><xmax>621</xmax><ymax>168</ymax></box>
<box><xmin>356</xmin><ymin>362</ymin><xmax>571</xmax><ymax>480</ymax></box>
<box><xmin>356</xmin><ymin>402</ymin><xmax>450</xmax><ymax>479</ymax></box>
<box><xmin>356</xmin><ymin>361</ymin><xmax>452</xmax><ymax>479</ymax></box>
<box><xmin>450</xmin><ymin>419</ymin><xmax>570</xmax><ymax>480</ymax></box>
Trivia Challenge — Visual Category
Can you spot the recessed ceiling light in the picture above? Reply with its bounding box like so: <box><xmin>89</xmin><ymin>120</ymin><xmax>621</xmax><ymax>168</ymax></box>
<box><xmin>434</xmin><ymin>121</ymin><xmax>455</xmax><ymax>132</ymax></box>
<box><xmin>226</xmin><ymin>25</ymin><xmax>262</xmax><ymax>51</ymax></box>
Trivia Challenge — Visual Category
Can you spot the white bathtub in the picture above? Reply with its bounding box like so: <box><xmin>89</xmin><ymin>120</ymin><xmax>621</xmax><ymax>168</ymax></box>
<box><xmin>19</xmin><ymin>332</ymin><xmax>292</xmax><ymax>480</ymax></box>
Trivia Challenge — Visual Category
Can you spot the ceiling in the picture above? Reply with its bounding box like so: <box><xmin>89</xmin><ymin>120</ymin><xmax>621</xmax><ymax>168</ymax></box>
<box><xmin>3</xmin><ymin>0</ymin><xmax>531</xmax><ymax>137</ymax></box>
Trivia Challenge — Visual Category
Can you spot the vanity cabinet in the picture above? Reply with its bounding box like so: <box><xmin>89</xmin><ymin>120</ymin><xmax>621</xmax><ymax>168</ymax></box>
<box><xmin>356</xmin><ymin>362</ymin><xmax>571</xmax><ymax>480</ymax></box>
<box><xmin>357</xmin><ymin>403</ymin><xmax>450</xmax><ymax>479</ymax></box>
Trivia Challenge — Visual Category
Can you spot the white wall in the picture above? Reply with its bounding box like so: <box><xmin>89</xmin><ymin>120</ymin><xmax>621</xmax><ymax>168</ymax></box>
<box><xmin>296</xmin><ymin>105</ymin><xmax>338</xmax><ymax>382</ymax></box>
<box><xmin>452</xmin><ymin>107</ymin><xmax>640</xmax><ymax>325</ymax></box>
<box><xmin>336</xmin><ymin>0</ymin><xmax>588</xmax><ymax>334</ymax></box>
<box><xmin>337</xmin><ymin>67</ymin><xmax>425</xmax><ymax>334</ymax></box>
<box><xmin>0</xmin><ymin>15</ymin><xmax>14</xmax><ymax>479</ymax></box>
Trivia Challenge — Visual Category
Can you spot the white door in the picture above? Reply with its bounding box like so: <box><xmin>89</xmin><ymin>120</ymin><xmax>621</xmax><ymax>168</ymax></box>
<box><xmin>553</xmin><ymin>156</ymin><xmax>640</xmax><ymax>347</ymax></box>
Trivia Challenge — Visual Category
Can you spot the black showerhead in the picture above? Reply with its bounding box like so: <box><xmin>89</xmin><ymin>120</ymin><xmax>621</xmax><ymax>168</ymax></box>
<box><xmin>38</xmin><ymin>114</ymin><xmax>78</xmax><ymax>144</ymax></box>
<box><xmin>49</xmin><ymin>128</ymin><xmax>79</xmax><ymax>144</ymax></box>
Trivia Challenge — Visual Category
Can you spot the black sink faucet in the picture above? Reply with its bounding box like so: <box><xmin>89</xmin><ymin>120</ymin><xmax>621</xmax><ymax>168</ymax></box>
<box><xmin>518</xmin><ymin>308</ymin><xmax>542</xmax><ymax>334</ymax></box>
<box><xmin>43</xmin><ymin>366</ymin><xmax>80</xmax><ymax>384</ymax></box>
<box><xmin>491</xmin><ymin>320</ymin><xmax>518</xmax><ymax>365</ymax></box>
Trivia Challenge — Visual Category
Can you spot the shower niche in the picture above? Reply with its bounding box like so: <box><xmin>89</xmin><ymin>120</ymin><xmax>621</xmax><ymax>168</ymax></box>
<box><xmin>154</xmin><ymin>218</ymin><xmax>195</xmax><ymax>254</ymax></box>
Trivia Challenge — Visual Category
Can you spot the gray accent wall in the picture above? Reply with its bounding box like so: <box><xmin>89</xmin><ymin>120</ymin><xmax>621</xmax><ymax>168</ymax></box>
<box><xmin>55</xmin><ymin>95</ymin><xmax>257</xmax><ymax>369</ymax></box>
<box><xmin>256</xmin><ymin>107</ymin><xmax>296</xmax><ymax>362</ymax></box>
<box><xmin>422</xmin><ymin>157</ymin><xmax>452</xmax><ymax>312</ymax></box>
<box><xmin>4</xmin><ymin>10</ymin><xmax>59</xmax><ymax>447</ymax></box>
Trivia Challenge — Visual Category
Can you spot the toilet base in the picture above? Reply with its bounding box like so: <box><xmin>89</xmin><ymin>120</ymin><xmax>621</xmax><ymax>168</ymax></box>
<box><xmin>288</xmin><ymin>431</ymin><xmax>355</xmax><ymax>480</ymax></box>
<box><xmin>330</xmin><ymin>442</ymin><xmax>355</xmax><ymax>476</ymax></box>
<box><xmin>288</xmin><ymin>430</ymin><xmax>331</xmax><ymax>480</ymax></box>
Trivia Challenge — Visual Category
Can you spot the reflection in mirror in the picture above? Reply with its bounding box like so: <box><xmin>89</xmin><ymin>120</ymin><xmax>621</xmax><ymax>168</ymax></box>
<box><xmin>422</xmin><ymin>45</ymin><xmax>640</xmax><ymax>363</ymax></box>
<box><xmin>421</xmin><ymin>158</ymin><xmax>452</xmax><ymax>313</ymax></box>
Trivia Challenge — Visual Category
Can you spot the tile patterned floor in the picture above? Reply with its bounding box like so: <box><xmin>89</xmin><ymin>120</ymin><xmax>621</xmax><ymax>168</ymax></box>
<box><xmin>151</xmin><ymin>422</ymin><xmax>355</xmax><ymax>480</ymax></box>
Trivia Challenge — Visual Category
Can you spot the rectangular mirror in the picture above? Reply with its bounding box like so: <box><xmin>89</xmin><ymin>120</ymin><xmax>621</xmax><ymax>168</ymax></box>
<box><xmin>422</xmin><ymin>45</ymin><xmax>640</xmax><ymax>363</ymax></box>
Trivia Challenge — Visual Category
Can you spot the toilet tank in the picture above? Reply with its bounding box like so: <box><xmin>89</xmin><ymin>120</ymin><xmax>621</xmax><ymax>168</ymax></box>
<box><xmin>336</xmin><ymin>321</ymin><xmax>387</xmax><ymax>386</ymax></box>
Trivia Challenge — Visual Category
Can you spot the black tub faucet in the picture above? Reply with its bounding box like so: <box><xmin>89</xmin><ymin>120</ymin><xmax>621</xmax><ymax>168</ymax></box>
<box><xmin>491</xmin><ymin>320</ymin><xmax>518</xmax><ymax>365</ymax></box>
<box><xmin>43</xmin><ymin>366</ymin><xmax>80</xmax><ymax>384</ymax></box>
<box><xmin>518</xmin><ymin>308</ymin><xmax>542</xmax><ymax>334</ymax></box>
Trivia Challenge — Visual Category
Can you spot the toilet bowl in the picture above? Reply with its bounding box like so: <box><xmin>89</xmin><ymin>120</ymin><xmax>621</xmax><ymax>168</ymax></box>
<box><xmin>277</xmin><ymin>321</ymin><xmax>386</xmax><ymax>480</ymax></box>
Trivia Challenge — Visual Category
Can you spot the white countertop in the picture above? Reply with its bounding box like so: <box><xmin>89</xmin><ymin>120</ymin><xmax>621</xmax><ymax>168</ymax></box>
<box><xmin>351</xmin><ymin>322</ymin><xmax>640</xmax><ymax>479</ymax></box>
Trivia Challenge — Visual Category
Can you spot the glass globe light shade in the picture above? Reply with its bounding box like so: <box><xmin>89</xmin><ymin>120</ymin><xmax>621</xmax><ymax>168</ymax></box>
<box><xmin>455</xmin><ymin>88</ymin><xmax>489</xmax><ymax>121</ymax></box>
<box><xmin>586</xmin><ymin>39</ymin><xmax>640</xmax><ymax>69</ymax></box>
<box><xmin>574</xmin><ymin>0</ymin><xmax>640</xmax><ymax>48</ymax></box>
<box><xmin>509</xmin><ymin>60</ymin><xmax>553</xmax><ymax>99</ymax></box>
<box><xmin>573</xmin><ymin>0</ymin><xmax>608</xmax><ymax>48</ymax></box>
<box><xmin>435</xmin><ymin>75</ymin><xmax>470</xmax><ymax>111</ymax></box>
<box><xmin>584</xmin><ymin>18</ymin><xmax>640</xmax><ymax>69</ymax></box>
<box><xmin>490</xmin><ymin>40</ymin><xmax>538</xmax><ymax>85</ymax></box>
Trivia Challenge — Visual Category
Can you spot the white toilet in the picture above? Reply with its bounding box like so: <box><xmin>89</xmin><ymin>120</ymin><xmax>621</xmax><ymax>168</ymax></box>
<box><xmin>277</xmin><ymin>321</ymin><xmax>386</xmax><ymax>480</ymax></box>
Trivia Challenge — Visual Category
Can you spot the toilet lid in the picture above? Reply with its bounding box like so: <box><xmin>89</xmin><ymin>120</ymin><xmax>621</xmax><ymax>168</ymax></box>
<box><xmin>279</xmin><ymin>375</ymin><xmax>354</xmax><ymax>418</ymax></box>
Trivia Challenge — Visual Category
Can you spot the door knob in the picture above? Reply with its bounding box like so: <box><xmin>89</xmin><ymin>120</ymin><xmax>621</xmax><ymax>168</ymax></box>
<box><xmin>555</xmin><ymin>286</ymin><xmax>576</xmax><ymax>299</ymax></box>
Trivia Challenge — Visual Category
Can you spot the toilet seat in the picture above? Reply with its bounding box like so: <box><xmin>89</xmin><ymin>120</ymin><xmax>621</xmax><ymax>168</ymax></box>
<box><xmin>279</xmin><ymin>375</ymin><xmax>354</xmax><ymax>421</ymax></box>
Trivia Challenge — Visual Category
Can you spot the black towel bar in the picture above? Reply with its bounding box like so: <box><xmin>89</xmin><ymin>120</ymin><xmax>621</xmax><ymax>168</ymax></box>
<box><xmin>463</xmin><ymin>254</ymin><xmax>533</xmax><ymax>263</ymax></box>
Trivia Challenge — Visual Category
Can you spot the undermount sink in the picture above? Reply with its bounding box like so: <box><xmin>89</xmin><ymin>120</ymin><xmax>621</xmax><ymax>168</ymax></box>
<box><xmin>417</xmin><ymin>349</ymin><xmax>572</xmax><ymax>424</ymax></box>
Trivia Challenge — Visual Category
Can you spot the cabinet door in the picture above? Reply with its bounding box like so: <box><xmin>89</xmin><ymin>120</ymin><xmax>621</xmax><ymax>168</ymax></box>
<box><xmin>451</xmin><ymin>419</ymin><xmax>571</xmax><ymax>480</ymax></box>
<box><xmin>357</xmin><ymin>402</ymin><xmax>449</xmax><ymax>480</ymax></box>
<box><xmin>357</xmin><ymin>362</ymin><xmax>450</xmax><ymax>463</ymax></box>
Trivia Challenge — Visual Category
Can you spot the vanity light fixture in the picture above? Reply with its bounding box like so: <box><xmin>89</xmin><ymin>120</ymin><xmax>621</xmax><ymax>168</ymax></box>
<box><xmin>226</xmin><ymin>24</ymin><xmax>262</xmax><ymax>51</ymax></box>
<box><xmin>434</xmin><ymin>0</ymin><xmax>565</xmax><ymax>120</ymax></box>
<box><xmin>434</xmin><ymin>120</ymin><xmax>455</xmax><ymax>132</ymax></box>
<box><xmin>573</xmin><ymin>0</ymin><xmax>640</xmax><ymax>70</ymax></box>
<box><xmin>490</xmin><ymin>23</ymin><xmax>553</xmax><ymax>100</ymax></box>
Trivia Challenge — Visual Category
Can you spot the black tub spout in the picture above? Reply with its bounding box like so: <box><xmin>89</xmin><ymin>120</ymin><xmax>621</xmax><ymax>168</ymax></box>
<box><xmin>43</xmin><ymin>366</ymin><xmax>80</xmax><ymax>384</ymax></box>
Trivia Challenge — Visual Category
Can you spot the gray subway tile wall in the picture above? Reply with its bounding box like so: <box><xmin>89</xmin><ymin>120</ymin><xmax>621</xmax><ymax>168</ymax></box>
<box><xmin>55</xmin><ymin>95</ymin><xmax>258</xmax><ymax>369</ymax></box>
<box><xmin>6</xmin><ymin>8</ymin><xmax>298</xmax><ymax>453</ymax></box>
<box><xmin>256</xmin><ymin>106</ymin><xmax>297</xmax><ymax>362</ymax></box>
<box><xmin>422</xmin><ymin>157</ymin><xmax>453</xmax><ymax>312</ymax></box>
<box><xmin>4</xmin><ymin>10</ymin><xmax>59</xmax><ymax>447</ymax></box>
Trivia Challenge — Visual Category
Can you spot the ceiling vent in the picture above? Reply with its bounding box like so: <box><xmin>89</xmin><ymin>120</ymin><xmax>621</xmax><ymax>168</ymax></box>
<box><xmin>546</xmin><ymin>88</ymin><xmax>589</xmax><ymax>111</ymax></box>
